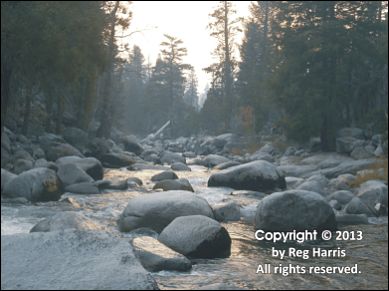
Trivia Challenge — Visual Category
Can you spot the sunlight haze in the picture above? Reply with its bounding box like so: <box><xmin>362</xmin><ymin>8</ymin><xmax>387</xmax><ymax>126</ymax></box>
<box><xmin>127</xmin><ymin>1</ymin><xmax>252</xmax><ymax>98</ymax></box>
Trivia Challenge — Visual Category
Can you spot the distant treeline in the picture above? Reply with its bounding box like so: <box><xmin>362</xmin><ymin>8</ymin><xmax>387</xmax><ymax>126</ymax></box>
<box><xmin>1</xmin><ymin>1</ymin><xmax>388</xmax><ymax>150</ymax></box>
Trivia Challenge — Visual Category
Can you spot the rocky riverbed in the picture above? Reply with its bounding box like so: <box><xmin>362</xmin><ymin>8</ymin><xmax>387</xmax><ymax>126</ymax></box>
<box><xmin>1</xmin><ymin>128</ymin><xmax>388</xmax><ymax>290</ymax></box>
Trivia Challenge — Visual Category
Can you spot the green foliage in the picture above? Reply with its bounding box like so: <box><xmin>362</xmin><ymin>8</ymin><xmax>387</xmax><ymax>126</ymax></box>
<box><xmin>1</xmin><ymin>1</ymin><xmax>108</xmax><ymax>134</ymax></box>
<box><xmin>236</xmin><ymin>1</ymin><xmax>388</xmax><ymax>149</ymax></box>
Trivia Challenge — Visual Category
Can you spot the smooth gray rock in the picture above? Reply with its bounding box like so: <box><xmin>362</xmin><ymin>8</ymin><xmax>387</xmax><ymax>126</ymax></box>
<box><xmin>65</xmin><ymin>182</ymin><xmax>100</xmax><ymax>194</ymax></box>
<box><xmin>30</xmin><ymin>211</ymin><xmax>102</xmax><ymax>232</ymax></box>
<box><xmin>131</xmin><ymin>236</ymin><xmax>192</xmax><ymax>272</ymax></box>
<box><xmin>285</xmin><ymin>177</ymin><xmax>304</xmax><ymax>189</ymax></box>
<box><xmin>34</xmin><ymin>158</ymin><xmax>56</xmax><ymax>169</ymax></box>
<box><xmin>335</xmin><ymin>213</ymin><xmax>369</xmax><ymax>225</ymax></box>
<box><xmin>1</xmin><ymin>168</ymin><xmax>17</xmax><ymax>194</ymax></box>
<box><xmin>123</xmin><ymin>135</ymin><xmax>144</xmax><ymax>156</ymax></box>
<box><xmin>1</xmin><ymin>231</ymin><xmax>158</xmax><ymax>290</ymax></box>
<box><xmin>3</xmin><ymin>168</ymin><xmax>61</xmax><ymax>201</ymax></box>
<box><xmin>350</xmin><ymin>144</ymin><xmax>375</xmax><ymax>160</ymax></box>
<box><xmin>13</xmin><ymin>149</ymin><xmax>33</xmax><ymax>161</ymax></box>
<box><xmin>57</xmin><ymin>163</ymin><xmax>94</xmax><ymax>187</ymax></box>
<box><xmin>63</xmin><ymin>127</ymin><xmax>89</xmax><ymax>150</ymax></box>
<box><xmin>308</xmin><ymin>159</ymin><xmax>377</xmax><ymax>179</ymax></box>
<box><xmin>46</xmin><ymin>143</ymin><xmax>83</xmax><ymax>161</ymax></box>
<box><xmin>197</xmin><ymin>154</ymin><xmax>230</xmax><ymax>168</ymax></box>
<box><xmin>127</xmin><ymin>177</ymin><xmax>143</xmax><ymax>186</ymax></box>
<box><xmin>329</xmin><ymin>199</ymin><xmax>342</xmax><ymax>210</ymax></box>
<box><xmin>255</xmin><ymin>190</ymin><xmax>337</xmax><ymax>232</ymax></box>
<box><xmin>118</xmin><ymin>191</ymin><xmax>214</xmax><ymax>233</ymax></box>
<box><xmin>171</xmin><ymin>162</ymin><xmax>191</xmax><ymax>171</ymax></box>
<box><xmin>151</xmin><ymin>170</ymin><xmax>178</xmax><ymax>182</ymax></box>
<box><xmin>95</xmin><ymin>179</ymin><xmax>129</xmax><ymax>191</ymax></box>
<box><xmin>277</xmin><ymin>164</ymin><xmax>317</xmax><ymax>178</ymax></box>
<box><xmin>214</xmin><ymin>161</ymin><xmax>240</xmax><ymax>170</ymax></box>
<box><xmin>297</xmin><ymin>174</ymin><xmax>329</xmax><ymax>196</ymax></box>
<box><xmin>213</xmin><ymin>201</ymin><xmax>241</xmax><ymax>222</ymax></box>
<box><xmin>208</xmin><ymin>160</ymin><xmax>286</xmax><ymax>193</ymax></box>
<box><xmin>327</xmin><ymin>190</ymin><xmax>355</xmax><ymax>205</ymax></box>
<box><xmin>344</xmin><ymin>197</ymin><xmax>375</xmax><ymax>216</ymax></box>
<box><xmin>160</xmin><ymin>151</ymin><xmax>186</xmax><ymax>165</ymax></box>
<box><xmin>357</xmin><ymin>180</ymin><xmax>388</xmax><ymax>215</ymax></box>
<box><xmin>159</xmin><ymin>215</ymin><xmax>231</xmax><ymax>259</ymax></box>
<box><xmin>56</xmin><ymin>156</ymin><xmax>103</xmax><ymax>180</ymax></box>
<box><xmin>153</xmin><ymin>178</ymin><xmax>194</xmax><ymax>192</ymax></box>
<box><xmin>329</xmin><ymin>174</ymin><xmax>356</xmax><ymax>190</ymax></box>
<box><xmin>251</xmin><ymin>152</ymin><xmax>275</xmax><ymax>163</ymax></box>
<box><xmin>13</xmin><ymin>158</ymin><xmax>34</xmax><ymax>174</ymax></box>
<box><xmin>101</xmin><ymin>152</ymin><xmax>136</xmax><ymax>168</ymax></box>
<box><xmin>336</xmin><ymin>137</ymin><xmax>360</xmax><ymax>154</ymax></box>
<box><xmin>129</xmin><ymin>163</ymin><xmax>168</xmax><ymax>171</ymax></box>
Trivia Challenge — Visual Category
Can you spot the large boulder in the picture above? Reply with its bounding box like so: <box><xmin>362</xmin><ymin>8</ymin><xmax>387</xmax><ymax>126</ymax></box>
<box><xmin>1</xmin><ymin>231</ymin><xmax>158</xmax><ymax>290</ymax></box>
<box><xmin>160</xmin><ymin>151</ymin><xmax>186</xmax><ymax>165</ymax></box>
<box><xmin>357</xmin><ymin>180</ymin><xmax>388</xmax><ymax>215</ymax></box>
<box><xmin>297</xmin><ymin>174</ymin><xmax>329</xmax><ymax>196</ymax></box>
<box><xmin>214</xmin><ymin>161</ymin><xmax>240</xmax><ymax>170</ymax></box>
<box><xmin>123</xmin><ymin>135</ymin><xmax>144</xmax><ymax>156</ymax></box>
<box><xmin>196</xmin><ymin>154</ymin><xmax>231</xmax><ymax>168</ymax></box>
<box><xmin>101</xmin><ymin>152</ymin><xmax>136</xmax><ymax>168</ymax></box>
<box><xmin>153</xmin><ymin>179</ymin><xmax>194</xmax><ymax>192</ymax></box>
<box><xmin>171</xmin><ymin>162</ymin><xmax>191</xmax><ymax>172</ymax></box>
<box><xmin>1</xmin><ymin>169</ymin><xmax>17</xmax><ymax>194</ymax></box>
<box><xmin>208</xmin><ymin>160</ymin><xmax>286</xmax><ymax>193</ymax></box>
<box><xmin>254</xmin><ymin>190</ymin><xmax>337</xmax><ymax>232</ymax></box>
<box><xmin>159</xmin><ymin>215</ymin><xmax>231</xmax><ymax>259</ymax></box>
<box><xmin>3</xmin><ymin>168</ymin><xmax>61</xmax><ymax>202</ymax></box>
<box><xmin>131</xmin><ymin>236</ymin><xmax>192</xmax><ymax>272</ymax></box>
<box><xmin>13</xmin><ymin>158</ymin><xmax>34</xmax><ymax>174</ymax></box>
<box><xmin>46</xmin><ymin>143</ymin><xmax>83</xmax><ymax>161</ymax></box>
<box><xmin>327</xmin><ymin>190</ymin><xmax>355</xmax><ymax>205</ymax></box>
<box><xmin>57</xmin><ymin>163</ymin><xmax>94</xmax><ymax>187</ymax></box>
<box><xmin>118</xmin><ymin>191</ymin><xmax>214</xmax><ymax>233</ymax></box>
<box><xmin>30</xmin><ymin>212</ymin><xmax>102</xmax><ymax>232</ymax></box>
<box><xmin>344</xmin><ymin>197</ymin><xmax>375</xmax><ymax>216</ymax></box>
<box><xmin>151</xmin><ymin>170</ymin><xmax>178</xmax><ymax>182</ymax></box>
<box><xmin>63</xmin><ymin>127</ymin><xmax>89</xmax><ymax>150</ymax></box>
<box><xmin>335</xmin><ymin>213</ymin><xmax>369</xmax><ymax>225</ymax></box>
<box><xmin>56</xmin><ymin>156</ymin><xmax>103</xmax><ymax>180</ymax></box>
<box><xmin>213</xmin><ymin>201</ymin><xmax>241</xmax><ymax>222</ymax></box>
<box><xmin>336</xmin><ymin>137</ymin><xmax>360</xmax><ymax>154</ymax></box>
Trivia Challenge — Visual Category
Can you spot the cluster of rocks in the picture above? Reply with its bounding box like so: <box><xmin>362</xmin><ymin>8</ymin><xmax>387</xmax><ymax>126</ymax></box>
<box><xmin>1</xmin><ymin>124</ymin><xmax>388</xmax><ymax>289</ymax></box>
<box><xmin>335</xmin><ymin>127</ymin><xmax>387</xmax><ymax>159</ymax></box>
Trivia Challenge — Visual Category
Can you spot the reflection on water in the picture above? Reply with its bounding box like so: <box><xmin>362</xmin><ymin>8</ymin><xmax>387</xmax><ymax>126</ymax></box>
<box><xmin>1</xmin><ymin>167</ymin><xmax>388</xmax><ymax>290</ymax></box>
<box><xmin>154</xmin><ymin>222</ymin><xmax>388</xmax><ymax>290</ymax></box>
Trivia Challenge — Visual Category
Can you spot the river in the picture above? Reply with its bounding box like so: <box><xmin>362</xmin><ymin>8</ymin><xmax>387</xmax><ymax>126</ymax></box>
<box><xmin>1</xmin><ymin>165</ymin><xmax>388</xmax><ymax>290</ymax></box>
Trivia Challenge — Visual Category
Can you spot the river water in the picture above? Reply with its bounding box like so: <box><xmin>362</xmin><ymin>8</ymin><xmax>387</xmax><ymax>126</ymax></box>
<box><xmin>1</xmin><ymin>165</ymin><xmax>388</xmax><ymax>290</ymax></box>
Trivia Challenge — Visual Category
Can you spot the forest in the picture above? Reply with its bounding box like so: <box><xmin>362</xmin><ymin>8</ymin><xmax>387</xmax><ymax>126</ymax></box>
<box><xmin>2</xmin><ymin>1</ymin><xmax>387</xmax><ymax>149</ymax></box>
<box><xmin>1</xmin><ymin>2</ymin><xmax>388</xmax><ymax>291</ymax></box>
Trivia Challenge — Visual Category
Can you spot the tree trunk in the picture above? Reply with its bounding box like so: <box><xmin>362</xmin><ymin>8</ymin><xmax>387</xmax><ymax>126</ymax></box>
<box><xmin>1</xmin><ymin>62</ymin><xmax>12</xmax><ymax>134</ymax></box>
<box><xmin>97</xmin><ymin>1</ymin><xmax>119</xmax><ymax>138</ymax></box>
<box><xmin>81</xmin><ymin>71</ymin><xmax>97</xmax><ymax>130</ymax></box>
<box><xmin>224</xmin><ymin>1</ymin><xmax>233</xmax><ymax>129</ymax></box>
<box><xmin>22</xmin><ymin>86</ymin><xmax>32</xmax><ymax>135</ymax></box>
<box><xmin>56</xmin><ymin>94</ymin><xmax>64</xmax><ymax>134</ymax></box>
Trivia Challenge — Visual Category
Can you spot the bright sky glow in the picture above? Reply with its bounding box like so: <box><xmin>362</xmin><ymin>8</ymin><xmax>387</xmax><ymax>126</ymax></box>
<box><xmin>124</xmin><ymin>1</ymin><xmax>252</xmax><ymax>99</ymax></box>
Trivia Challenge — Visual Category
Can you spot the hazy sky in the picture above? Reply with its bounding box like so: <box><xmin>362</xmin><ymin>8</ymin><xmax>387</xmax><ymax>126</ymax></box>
<box><xmin>124</xmin><ymin>1</ymin><xmax>252</xmax><ymax>99</ymax></box>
